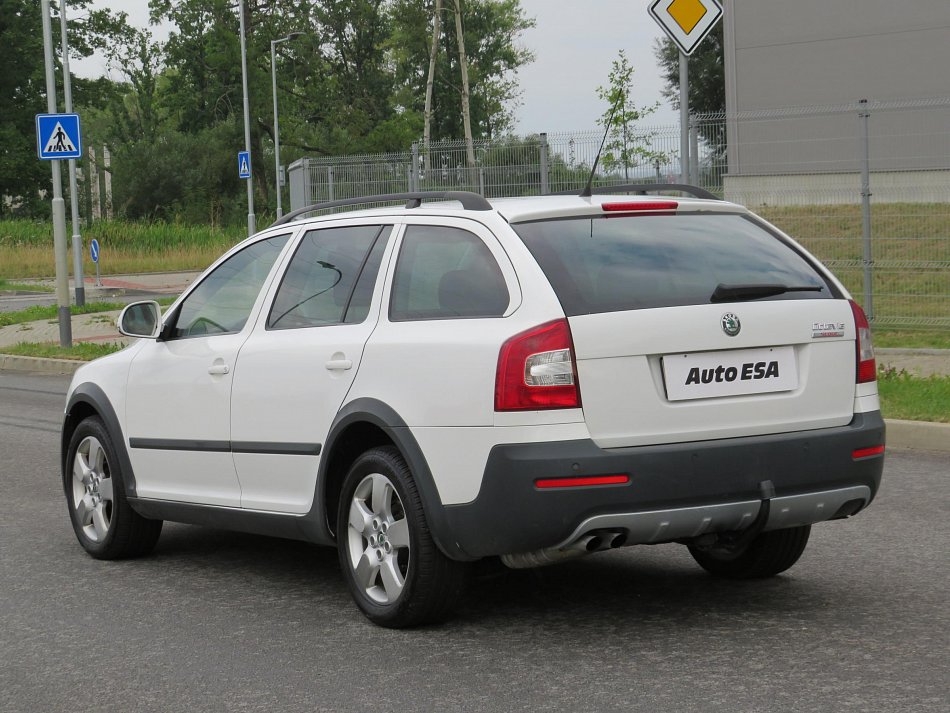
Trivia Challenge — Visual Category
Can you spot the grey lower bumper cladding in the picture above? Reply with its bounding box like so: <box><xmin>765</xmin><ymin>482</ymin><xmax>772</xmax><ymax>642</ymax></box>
<box><xmin>554</xmin><ymin>485</ymin><xmax>871</xmax><ymax>550</ymax></box>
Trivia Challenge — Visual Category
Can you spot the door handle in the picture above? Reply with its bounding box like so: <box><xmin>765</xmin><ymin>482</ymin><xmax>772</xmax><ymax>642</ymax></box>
<box><xmin>208</xmin><ymin>363</ymin><xmax>230</xmax><ymax>375</ymax></box>
<box><xmin>325</xmin><ymin>359</ymin><xmax>353</xmax><ymax>371</ymax></box>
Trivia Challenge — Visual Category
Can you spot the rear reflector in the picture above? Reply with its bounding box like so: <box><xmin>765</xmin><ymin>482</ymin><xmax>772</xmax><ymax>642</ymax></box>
<box><xmin>852</xmin><ymin>445</ymin><xmax>885</xmax><ymax>460</ymax></box>
<box><xmin>602</xmin><ymin>201</ymin><xmax>678</xmax><ymax>213</ymax></box>
<box><xmin>535</xmin><ymin>474</ymin><xmax>630</xmax><ymax>489</ymax></box>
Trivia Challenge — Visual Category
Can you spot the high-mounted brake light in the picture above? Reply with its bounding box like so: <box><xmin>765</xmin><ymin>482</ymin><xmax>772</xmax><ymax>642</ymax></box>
<box><xmin>495</xmin><ymin>319</ymin><xmax>581</xmax><ymax>411</ymax></box>
<box><xmin>602</xmin><ymin>201</ymin><xmax>678</xmax><ymax>213</ymax></box>
<box><xmin>849</xmin><ymin>300</ymin><xmax>876</xmax><ymax>383</ymax></box>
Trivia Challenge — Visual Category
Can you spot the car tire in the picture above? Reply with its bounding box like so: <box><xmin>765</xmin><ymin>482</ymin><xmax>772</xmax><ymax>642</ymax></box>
<box><xmin>337</xmin><ymin>446</ymin><xmax>469</xmax><ymax>628</ymax></box>
<box><xmin>65</xmin><ymin>416</ymin><xmax>162</xmax><ymax>559</ymax></box>
<box><xmin>687</xmin><ymin>525</ymin><xmax>811</xmax><ymax>579</ymax></box>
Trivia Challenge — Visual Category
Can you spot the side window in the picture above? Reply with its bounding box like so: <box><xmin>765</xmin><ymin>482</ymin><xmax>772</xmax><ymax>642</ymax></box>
<box><xmin>172</xmin><ymin>234</ymin><xmax>289</xmax><ymax>338</ymax></box>
<box><xmin>268</xmin><ymin>225</ymin><xmax>391</xmax><ymax>330</ymax></box>
<box><xmin>390</xmin><ymin>226</ymin><xmax>510</xmax><ymax>321</ymax></box>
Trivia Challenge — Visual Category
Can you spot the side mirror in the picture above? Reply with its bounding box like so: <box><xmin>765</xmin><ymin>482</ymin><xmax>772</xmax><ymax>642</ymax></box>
<box><xmin>117</xmin><ymin>301</ymin><xmax>161</xmax><ymax>339</ymax></box>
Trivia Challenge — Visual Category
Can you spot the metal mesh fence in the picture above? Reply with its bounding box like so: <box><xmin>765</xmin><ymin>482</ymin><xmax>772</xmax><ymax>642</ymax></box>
<box><xmin>288</xmin><ymin>98</ymin><xmax>949</xmax><ymax>329</ymax></box>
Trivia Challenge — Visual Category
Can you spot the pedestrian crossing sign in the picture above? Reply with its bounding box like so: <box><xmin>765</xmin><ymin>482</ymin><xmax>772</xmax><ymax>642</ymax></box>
<box><xmin>238</xmin><ymin>151</ymin><xmax>251</xmax><ymax>179</ymax></box>
<box><xmin>36</xmin><ymin>113</ymin><xmax>82</xmax><ymax>160</ymax></box>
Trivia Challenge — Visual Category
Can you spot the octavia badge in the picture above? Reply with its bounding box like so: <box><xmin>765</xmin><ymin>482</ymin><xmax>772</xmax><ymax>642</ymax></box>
<box><xmin>721</xmin><ymin>312</ymin><xmax>741</xmax><ymax>337</ymax></box>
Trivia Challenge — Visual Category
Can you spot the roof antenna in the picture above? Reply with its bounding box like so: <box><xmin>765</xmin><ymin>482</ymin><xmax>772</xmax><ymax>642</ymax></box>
<box><xmin>581</xmin><ymin>105</ymin><xmax>616</xmax><ymax>198</ymax></box>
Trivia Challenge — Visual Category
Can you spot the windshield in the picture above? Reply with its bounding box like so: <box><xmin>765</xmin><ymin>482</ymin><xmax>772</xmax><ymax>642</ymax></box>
<box><xmin>513</xmin><ymin>214</ymin><xmax>834</xmax><ymax>316</ymax></box>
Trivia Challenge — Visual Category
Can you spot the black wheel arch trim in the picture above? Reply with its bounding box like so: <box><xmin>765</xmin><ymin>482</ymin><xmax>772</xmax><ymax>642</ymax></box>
<box><xmin>63</xmin><ymin>383</ymin><xmax>137</xmax><ymax>498</ymax></box>
<box><xmin>314</xmin><ymin>398</ymin><xmax>473</xmax><ymax>560</ymax></box>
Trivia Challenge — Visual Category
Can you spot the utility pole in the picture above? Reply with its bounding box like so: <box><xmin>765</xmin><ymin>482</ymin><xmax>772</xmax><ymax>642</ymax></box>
<box><xmin>423</xmin><ymin>0</ymin><xmax>442</xmax><ymax>150</ymax></box>
<box><xmin>679</xmin><ymin>52</ymin><xmax>689</xmax><ymax>184</ymax></box>
<box><xmin>41</xmin><ymin>0</ymin><xmax>72</xmax><ymax>347</ymax></box>
<box><xmin>59</xmin><ymin>0</ymin><xmax>85</xmax><ymax>306</ymax></box>
<box><xmin>452</xmin><ymin>0</ymin><xmax>475</xmax><ymax>167</ymax></box>
<box><xmin>423</xmin><ymin>0</ymin><xmax>475</xmax><ymax>167</ymax></box>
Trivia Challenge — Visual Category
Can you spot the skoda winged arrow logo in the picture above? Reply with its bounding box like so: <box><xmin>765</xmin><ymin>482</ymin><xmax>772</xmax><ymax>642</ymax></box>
<box><xmin>721</xmin><ymin>312</ymin><xmax>741</xmax><ymax>337</ymax></box>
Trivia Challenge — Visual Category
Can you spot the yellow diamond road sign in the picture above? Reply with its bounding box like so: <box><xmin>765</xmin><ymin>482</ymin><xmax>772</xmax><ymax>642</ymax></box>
<box><xmin>649</xmin><ymin>0</ymin><xmax>723</xmax><ymax>56</ymax></box>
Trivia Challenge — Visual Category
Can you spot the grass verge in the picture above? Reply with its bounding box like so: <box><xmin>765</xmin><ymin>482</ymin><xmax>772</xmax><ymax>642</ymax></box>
<box><xmin>0</xmin><ymin>341</ymin><xmax>126</xmax><ymax>361</ymax></box>
<box><xmin>878</xmin><ymin>367</ymin><xmax>950</xmax><ymax>423</ymax></box>
<box><xmin>0</xmin><ymin>302</ymin><xmax>126</xmax><ymax>328</ymax></box>
<box><xmin>0</xmin><ymin>279</ymin><xmax>54</xmax><ymax>293</ymax></box>
<box><xmin>873</xmin><ymin>329</ymin><xmax>950</xmax><ymax>350</ymax></box>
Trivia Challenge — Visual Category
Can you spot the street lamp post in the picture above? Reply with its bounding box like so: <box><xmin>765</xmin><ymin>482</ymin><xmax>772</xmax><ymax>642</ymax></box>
<box><xmin>271</xmin><ymin>32</ymin><xmax>303</xmax><ymax>219</ymax></box>
<box><xmin>238</xmin><ymin>0</ymin><xmax>255</xmax><ymax>236</ymax></box>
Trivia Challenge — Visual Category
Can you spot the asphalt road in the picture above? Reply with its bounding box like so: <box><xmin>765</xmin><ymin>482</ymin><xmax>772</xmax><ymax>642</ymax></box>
<box><xmin>1</xmin><ymin>371</ymin><xmax>947</xmax><ymax>713</ymax></box>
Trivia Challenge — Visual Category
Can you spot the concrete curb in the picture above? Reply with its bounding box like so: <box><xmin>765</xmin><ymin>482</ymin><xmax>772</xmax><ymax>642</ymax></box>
<box><xmin>1</xmin><ymin>354</ymin><xmax>948</xmax><ymax>453</ymax></box>
<box><xmin>884</xmin><ymin>420</ymin><xmax>950</xmax><ymax>453</ymax></box>
<box><xmin>0</xmin><ymin>354</ymin><xmax>87</xmax><ymax>375</ymax></box>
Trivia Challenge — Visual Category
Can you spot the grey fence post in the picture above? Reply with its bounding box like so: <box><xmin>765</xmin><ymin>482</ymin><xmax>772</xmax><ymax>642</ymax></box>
<box><xmin>410</xmin><ymin>142</ymin><xmax>420</xmax><ymax>192</ymax></box>
<box><xmin>539</xmin><ymin>132</ymin><xmax>550</xmax><ymax>194</ymax></box>
<box><xmin>479</xmin><ymin>168</ymin><xmax>486</xmax><ymax>196</ymax></box>
<box><xmin>689</xmin><ymin>116</ymin><xmax>700</xmax><ymax>186</ymax></box>
<box><xmin>858</xmin><ymin>99</ymin><xmax>873</xmax><ymax>321</ymax></box>
<box><xmin>327</xmin><ymin>166</ymin><xmax>335</xmax><ymax>202</ymax></box>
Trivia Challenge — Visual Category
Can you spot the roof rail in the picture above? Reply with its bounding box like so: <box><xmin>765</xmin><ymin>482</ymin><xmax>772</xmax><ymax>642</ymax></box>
<box><xmin>552</xmin><ymin>183</ymin><xmax>720</xmax><ymax>201</ymax></box>
<box><xmin>270</xmin><ymin>190</ymin><xmax>492</xmax><ymax>227</ymax></box>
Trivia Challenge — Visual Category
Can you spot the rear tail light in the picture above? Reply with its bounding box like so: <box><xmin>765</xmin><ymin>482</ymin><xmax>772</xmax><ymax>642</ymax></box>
<box><xmin>495</xmin><ymin>319</ymin><xmax>581</xmax><ymax>411</ymax></box>
<box><xmin>849</xmin><ymin>300</ymin><xmax>876</xmax><ymax>383</ymax></box>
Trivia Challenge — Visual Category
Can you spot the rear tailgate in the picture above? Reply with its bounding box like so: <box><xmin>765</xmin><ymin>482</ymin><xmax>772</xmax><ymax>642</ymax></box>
<box><xmin>512</xmin><ymin>208</ymin><xmax>859</xmax><ymax>448</ymax></box>
<box><xmin>570</xmin><ymin>299</ymin><xmax>856</xmax><ymax>448</ymax></box>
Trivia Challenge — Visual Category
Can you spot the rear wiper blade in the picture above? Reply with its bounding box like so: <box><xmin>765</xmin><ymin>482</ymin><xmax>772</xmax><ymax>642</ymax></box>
<box><xmin>710</xmin><ymin>283</ymin><xmax>824</xmax><ymax>303</ymax></box>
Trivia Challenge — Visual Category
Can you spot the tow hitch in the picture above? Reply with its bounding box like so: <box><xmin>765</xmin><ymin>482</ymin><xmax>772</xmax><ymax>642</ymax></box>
<box><xmin>691</xmin><ymin>480</ymin><xmax>776</xmax><ymax>553</ymax></box>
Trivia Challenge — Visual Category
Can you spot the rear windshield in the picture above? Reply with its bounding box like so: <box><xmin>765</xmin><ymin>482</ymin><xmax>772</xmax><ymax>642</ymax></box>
<box><xmin>513</xmin><ymin>214</ymin><xmax>834</xmax><ymax>316</ymax></box>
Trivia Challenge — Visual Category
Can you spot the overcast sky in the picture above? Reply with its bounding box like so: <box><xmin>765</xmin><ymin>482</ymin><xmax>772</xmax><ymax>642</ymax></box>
<box><xmin>72</xmin><ymin>0</ymin><xmax>678</xmax><ymax>134</ymax></box>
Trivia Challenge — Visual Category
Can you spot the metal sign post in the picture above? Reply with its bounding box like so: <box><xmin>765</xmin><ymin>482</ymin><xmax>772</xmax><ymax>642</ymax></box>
<box><xmin>38</xmin><ymin>0</ymin><xmax>72</xmax><ymax>347</ymax></box>
<box><xmin>90</xmin><ymin>238</ymin><xmax>101</xmax><ymax>287</ymax></box>
<box><xmin>58</xmin><ymin>1</ymin><xmax>85</xmax><ymax>306</ymax></box>
<box><xmin>648</xmin><ymin>0</ymin><xmax>723</xmax><ymax>185</ymax></box>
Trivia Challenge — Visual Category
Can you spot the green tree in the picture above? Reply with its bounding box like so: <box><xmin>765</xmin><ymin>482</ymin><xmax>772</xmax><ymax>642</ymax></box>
<box><xmin>0</xmin><ymin>0</ymin><xmax>126</xmax><ymax>217</ymax></box>
<box><xmin>388</xmin><ymin>0</ymin><xmax>534</xmax><ymax>141</ymax></box>
<box><xmin>595</xmin><ymin>50</ymin><xmax>663</xmax><ymax>179</ymax></box>
<box><xmin>653</xmin><ymin>21</ymin><xmax>726</xmax><ymax>177</ymax></box>
<box><xmin>653</xmin><ymin>21</ymin><xmax>724</xmax><ymax>115</ymax></box>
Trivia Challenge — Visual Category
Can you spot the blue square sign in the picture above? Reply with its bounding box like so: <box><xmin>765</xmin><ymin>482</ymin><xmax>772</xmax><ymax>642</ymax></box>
<box><xmin>36</xmin><ymin>113</ymin><xmax>82</xmax><ymax>160</ymax></box>
<box><xmin>238</xmin><ymin>151</ymin><xmax>251</xmax><ymax>179</ymax></box>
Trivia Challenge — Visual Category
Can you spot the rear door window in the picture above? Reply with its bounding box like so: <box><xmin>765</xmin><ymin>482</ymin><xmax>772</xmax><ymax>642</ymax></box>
<box><xmin>389</xmin><ymin>225</ymin><xmax>509</xmax><ymax>321</ymax></box>
<box><xmin>268</xmin><ymin>225</ymin><xmax>391</xmax><ymax>329</ymax></box>
<box><xmin>513</xmin><ymin>214</ymin><xmax>834</xmax><ymax>316</ymax></box>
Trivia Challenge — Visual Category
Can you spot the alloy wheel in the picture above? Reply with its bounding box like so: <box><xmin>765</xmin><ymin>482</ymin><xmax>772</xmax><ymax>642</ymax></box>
<box><xmin>345</xmin><ymin>473</ymin><xmax>411</xmax><ymax>604</ymax></box>
<box><xmin>71</xmin><ymin>436</ymin><xmax>114</xmax><ymax>543</ymax></box>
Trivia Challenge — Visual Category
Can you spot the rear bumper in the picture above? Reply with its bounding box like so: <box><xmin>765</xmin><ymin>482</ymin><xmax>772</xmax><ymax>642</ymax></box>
<box><xmin>441</xmin><ymin>411</ymin><xmax>885</xmax><ymax>558</ymax></box>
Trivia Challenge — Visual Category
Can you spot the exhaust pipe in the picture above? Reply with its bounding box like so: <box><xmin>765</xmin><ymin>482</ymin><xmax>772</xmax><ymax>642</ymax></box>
<box><xmin>500</xmin><ymin>530</ymin><xmax>628</xmax><ymax>569</ymax></box>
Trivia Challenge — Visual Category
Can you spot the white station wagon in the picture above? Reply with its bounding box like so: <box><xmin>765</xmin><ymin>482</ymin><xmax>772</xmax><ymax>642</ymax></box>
<box><xmin>61</xmin><ymin>186</ymin><xmax>885</xmax><ymax>627</ymax></box>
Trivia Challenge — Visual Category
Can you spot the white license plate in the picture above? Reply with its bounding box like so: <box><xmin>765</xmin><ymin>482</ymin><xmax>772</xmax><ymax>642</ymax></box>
<box><xmin>662</xmin><ymin>346</ymin><xmax>798</xmax><ymax>401</ymax></box>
